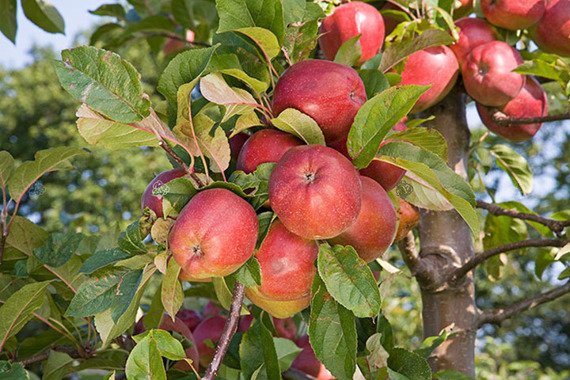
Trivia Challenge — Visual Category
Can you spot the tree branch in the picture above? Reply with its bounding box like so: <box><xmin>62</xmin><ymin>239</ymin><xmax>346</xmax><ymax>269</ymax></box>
<box><xmin>203</xmin><ymin>281</ymin><xmax>245</xmax><ymax>380</ymax></box>
<box><xmin>157</xmin><ymin>141</ymin><xmax>206</xmax><ymax>188</ymax></box>
<box><xmin>18</xmin><ymin>346</ymin><xmax>85</xmax><ymax>366</ymax></box>
<box><xmin>490</xmin><ymin>109</ymin><xmax>570</xmax><ymax>125</ymax></box>
<box><xmin>445</xmin><ymin>238</ymin><xmax>569</xmax><ymax>284</ymax></box>
<box><xmin>477</xmin><ymin>200</ymin><xmax>570</xmax><ymax>235</ymax></box>
<box><xmin>477</xmin><ymin>281</ymin><xmax>570</xmax><ymax>327</ymax></box>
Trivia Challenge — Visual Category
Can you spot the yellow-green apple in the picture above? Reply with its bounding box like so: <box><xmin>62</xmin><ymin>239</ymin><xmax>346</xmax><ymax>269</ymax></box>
<box><xmin>532</xmin><ymin>0</ymin><xmax>570</xmax><ymax>56</ymax></box>
<box><xmin>193</xmin><ymin>316</ymin><xmax>226</xmax><ymax>368</ymax></box>
<box><xmin>236</xmin><ymin>129</ymin><xmax>303</xmax><ymax>173</ymax></box>
<box><xmin>319</xmin><ymin>2</ymin><xmax>385</xmax><ymax>63</ymax></box>
<box><xmin>394</xmin><ymin>199</ymin><xmax>420</xmax><ymax>241</ymax></box>
<box><xmin>400</xmin><ymin>46</ymin><xmax>459</xmax><ymax>112</ymax></box>
<box><xmin>462</xmin><ymin>41</ymin><xmax>525</xmax><ymax>106</ymax></box>
<box><xmin>476</xmin><ymin>77</ymin><xmax>548</xmax><ymax>141</ymax></box>
<box><xmin>454</xmin><ymin>0</ymin><xmax>474</xmax><ymax>18</ymax></box>
<box><xmin>481</xmin><ymin>0</ymin><xmax>545</xmax><ymax>30</ymax></box>
<box><xmin>229</xmin><ymin>132</ymin><xmax>249</xmax><ymax>161</ymax></box>
<box><xmin>169</xmin><ymin>188</ymin><xmax>258</xmax><ymax>281</ymax></box>
<box><xmin>272</xmin><ymin>60</ymin><xmax>367</xmax><ymax>144</ymax></box>
<box><xmin>269</xmin><ymin>145</ymin><xmax>362</xmax><ymax>239</ymax></box>
<box><xmin>329</xmin><ymin>176</ymin><xmax>397</xmax><ymax>262</ymax></box>
<box><xmin>246</xmin><ymin>288</ymin><xmax>311</xmax><ymax>318</ymax></box>
<box><xmin>292</xmin><ymin>335</ymin><xmax>334</xmax><ymax>379</ymax></box>
<box><xmin>450</xmin><ymin>17</ymin><xmax>497</xmax><ymax>65</ymax></box>
<box><xmin>141</xmin><ymin>168</ymin><xmax>186</xmax><ymax>218</ymax></box>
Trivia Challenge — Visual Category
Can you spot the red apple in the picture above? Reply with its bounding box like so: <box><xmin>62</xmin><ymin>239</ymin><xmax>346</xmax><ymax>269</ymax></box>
<box><xmin>394</xmin><ymin>199</ymin><xmax>420</xmax><ymax>241</ymax></box>
<box><xmin>202</xmin><ymin>301</ymin><xmax>224</xmax><ymax>318</ymax></box>
<box><xmin>272</xmin><ymin>60</ymin><xmax>367</xmax><ymax>144</ymax></box>
<box><xmin>450</xmin><ymin>17</ymin><xmax>498</xmax><ymax>65</ymax></box>
<box><xmin>462</xmin><ymin>41</ymin><xmax>525</xmax><ymax>107</ymax></box>
<box><xmin>400</xmin><ymin>46</ymin><xmax>459</xmax><ymax>112</ymax></box>
<box><xmin>481</xmin><ymin>0</ymin><xmax>545</xmax><ymax>31</ymax></box>
<box><xmin>141</xmin><ymin>168</ymin><xmax>186</xmax><ymax>218</ymax></box>
<box><xmin>319</xmin><ymin>2</ymin><xmax>385</xmax><ymax>63</ymax></box>
<box><xmin>329</xmin><ymin>176</ymin><xmax>397</xmax><ymax>262</ymax></box>
<box><xmin>169</xmin><ymin>188</ymin><xmax>258</xmax><ymax>281</ymax></box>
<box><xmin>273</xmin><ymin>317</ymin><xmax>297</xmax><ymax>340</ymax></box>
<box><xmin>476</xmin><ymin>77</ymin><xmax>548</xmax><ymax>141</ymax></box>
<box><xmin>532</xmin><ymin>0</ymin><xmax>570</xmax><ymax>57</ymax></box>
<box><xmin>176</xmin><ymin>309</ymin><xmax>202</xmax><ymax>332</ymax></box>
<box><xmin>454</xmin><ymin>0</ymin><xmax>474</xmax><ymax>18</ymax></box>
<box><xmin>292</xmin><ymin>335</ymin><xmax>335</xmax><ymax>379</ymax></box>
<box><xmin>238</xmin><ymin>314</ymin><xmax>254</xmax><ymax>332</ymax></box>
<box><xmin>236</xmin><ymin>129</ymin><xmax>303</xmax><ymax>173</ymax></box>
<box><xmin>269</xmin><ymin>145</ymin><xmax>362</xmax><ymax>239</ymax></box>
<box><xmin>229</xmin><ymin>132</ymin><xmax>249</xmax><ymax>161</ymax></box>
<box><xmin>193</xmin><ymin>316</ymin><xmax>226</xmax><ymax>368</ymax></box>
<box><xmin>246</xmin><ymin>288</ymin><xmax>312</xmax><ymax>318</ymax></box>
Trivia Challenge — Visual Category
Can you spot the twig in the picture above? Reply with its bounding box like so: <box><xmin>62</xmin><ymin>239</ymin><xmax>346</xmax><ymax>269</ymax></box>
<box><xmin>203</xmin><ymin>282</ymin><xmax>245</xmax><ymax>380</ymax></box>
<box><xmin>158</xmin><ymin>140</ymin><xmax>188</xmax><ymax>172</ymax></box>
<box><xmin>490</xmin><ymin>109</ymin><xmax>570</xmax><ymax>125</ymax></box>
<box><xmin>446</xmin><ymin>238</ymin><xmax>569</xmax><ymax>284</ymax></box>
<box><xmin>138</xmin><ymin>31</ymin><xmax>212</xmax><ymax>48</ymax></box>
<box><xmin>18</xmin><ymin>346</ymin><xmax>84</xmax><ymax>366</ymax></box>
<box><xmin>477</xmin><ymin>281</ymin><xmax>570</xmax><ymax>327</ymax></box>
<box><xmin>477</xmin><ymin>200</ymin><xmax>570</xmax><ymax>235</ymax></box>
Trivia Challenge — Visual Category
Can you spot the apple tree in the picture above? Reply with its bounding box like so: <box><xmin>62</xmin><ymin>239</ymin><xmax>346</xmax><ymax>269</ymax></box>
<box><xmin>0</xmin><ymin>0</ymin><xmax>569</xmax><ymax>379</ymax></box>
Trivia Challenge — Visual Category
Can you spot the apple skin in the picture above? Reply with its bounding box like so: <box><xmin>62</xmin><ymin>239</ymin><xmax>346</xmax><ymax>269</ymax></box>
<box><xmin>273</xmin><ymin>317</ymin><xmax>297</xmax><ymax>340</ymax></box>
<box><xmin>329</xmin><ymin>176</ymin><xmax>397</xmax><ymax>262</ymax></box>
<box><xmin>169</xmin><ymin>188</ymin><xmax>258</xmax><ymax>281</ymax></box>
<box><xmin>246</xmin><ymin>287</ymin><xmax>311</xmax><ymax>318</ymax></box>
<box><xmin>394</xmin><ymin>199</ymin><xmax>420</xmax><ymax>241</ymax></box>
<box><xmin>203</xmin><ymin>301</ymin><xmax>224</xmax><ymax>319</ymax></box>
<box><xmin>481</xmin><ymin>0</ymin><xmax>545</xmax><ymax>31</ymax></box>
<box><xmin>272</xmin><ymin>60</ymin><xmax>367</xmax><ymax>144</ymax></box>
<box><xmin>292</xmin><ymin>335</ymin><xmax>334</xmax><ymax>379</ymax></box>
<box><xmin>141</xmin><ymin>168</ymin><xmax>186</xmax><ymax>218</ymax></box>
<box><xmin>236</xmin><ymin>129</ymin><xmax>303</xmax><ymax>173</ymax></box>
<box><xmin>229</xmin><ymin>132</ymin><xmax>249</xmax><ymax>161</ymax></box>
<box><xmin>269</xmin><ymin>145</ymin><xmax>362</xmax><ymax>239</ymax></box>
<box><xmin>176</xmin><ymin>309</ymin><xmax>202</xmax><ymax>332</ymax></box>
<box><xmin>532</xmin><ymin>0</ymin><xmax>570</xmax><ymax>57</ymax></box>
<box><xmin>462</xmin><ymin>41</ymin><xmax>525</xmax><ymax>107</ymax></box>
<box><xmin>450</xmin><ymin>18</ymin><xmax>497</xmax><ymax>65</ymax></box>
<box><xmin>400</xmin><ymin>46</ymin><xmax>459</xmax><ymax>113</ymax></box>
<box><xmin>193</xmin><ymin>316</ymin><xmax>227</xmax><ymax>368</ymax></box>
<box><xmin>476</xmin><ymin>77</ymin><xmax>548</xmax><ymax>142</ymax></box>
<box><xmin>454</xmin><ymin>0</ymin><xmax>474</xmax><ymax>18</ymax></box>
<box><xmin>319</xmin><ymin>2</ymin><xmax>385</xmax><ymax>63</ymax></box>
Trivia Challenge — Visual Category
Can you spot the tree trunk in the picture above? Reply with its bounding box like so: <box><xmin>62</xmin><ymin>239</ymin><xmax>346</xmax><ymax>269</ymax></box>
<box><xmin>417</xmin><ymin>86</ymin><xmax>477</xmax><ymax>376</ymax></box>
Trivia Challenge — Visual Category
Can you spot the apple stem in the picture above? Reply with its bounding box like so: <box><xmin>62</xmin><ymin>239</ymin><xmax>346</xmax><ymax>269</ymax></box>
<box><xmin>203</xmin><ymin>281</ymin><xmax>245</xmax><ymax>380</ymax></box>
<box><xmin>490</xmin><ymin>109</ymin><xmax>570</xmax><ymax>125</ymax></box>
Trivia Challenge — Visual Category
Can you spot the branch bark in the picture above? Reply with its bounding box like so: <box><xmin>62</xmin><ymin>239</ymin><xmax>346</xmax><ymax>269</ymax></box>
<box><xmin>477</xmin><ymin>200</ymin><xmax>570</xmax><ymax>235</ymax></box>
<box><xmin>477</xmin><ymin>282</ymin><xmax>570</xmax><ymax>327</ymax></box>
<box><xmin>203</xmin><ymin>281</ymin><xmax>245</xmax><ymax>380</ymax></box>
<box><xmin>445</xmin><ymin>238</ymin><xmax>569</xmax><ymax>285</ymax></box>
<box><xmin>490</xmin><ymin>109</ymin><xmax>570</xmax><ymax>125</ymax></box>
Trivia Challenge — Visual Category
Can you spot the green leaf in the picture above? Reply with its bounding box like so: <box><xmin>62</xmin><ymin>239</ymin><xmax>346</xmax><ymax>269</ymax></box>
<box><xmin>0</xmin><ymin>361</ymin><xmax>29</xmax><ymax>379</ymax></box>
<box><xmin>490</xmin><ymin>144</ymin><xmax>533</xmax><ymax>195</ymax></box>
<box><xmin>387</xmin><ymin>348</ymin><xmax>431</xmax><ymax>380</ymax></box>
<box><xmin>89</xmin><ymin>4</ymin><xmax>126</xmax><ymax>18</ymax></box>
<box><xmin>415</xmin><ymin>329</ymin><xmax>450</xmax><ymax>358</ymax></box>
<box><xmin>347</xmin><ymin>85</ymin><xmax>429</xmax><ymax>168</ymax></box>
<box><xmin>79</xmin><ymin>249</ymin><xmax>132</xmax><ymax>274</ymax></box>
<box><xmin>309</xmin><ymin>275</ymin><xmax>357</xmax><ymax>380</ymax></box>
<box><xmin>155</xmin><ymin>177</ymin><xmax>198</xmax><ymax>216</ymax></box>
<box><xmin>161</xmin><ymin>259</ymin><xmax>184</xmax><ymax>319</ymax></box>
<box><xmin>0</xmin><ymin>151</ymin><xmax>15</xmax><ymax>192</ymax></box>
<box><xmin>358</xmin><ymin>69</ymin><xmax>390</xmax><ymax>99</ymax></box>
<box><xmin>7</xmin><ymin>147</ymin><xmax>86</xmax><ymax>202</ymax></box>
<box><xmin>233</xmin><ymin>257</ymin><xmax>262</xmax><ymax>287</ymax></box>
<box><xmin>110</xmin><ymin>270</ymin><xmax>143</xmax><ymax>322</ymax></box>
<box><xmin>212</xmin><ymin>277</ymin><xmax>234</xmax><ymax>310</ymax></box>
<box><xmin>271</xmin><ymin>108</ymin><xmax>326</xmax><ymax>145</ymax></box>
<box><xmin>366</xmin><ymin>333</ymin><xmax>390</xmax><ymax>370</ymax></box>
<box><xmin>0</xmin><ymin>281</ymin><xmax>51</xmax><ymax>350</ymax></box>
<box><xmin>65</xmin><ymin>271</ymin><xmax>125</xmax><ymax>318</ymax></box>
<box><xmin>283</xmin><ymin>6</ymin><xmax>320</xmax><ymax>64</ymax></box>
<box><xmin>433</xmin><ymin>370</ymin><xmax>474</xmax><ymax>380</ymax></box>
<box><xmin>256</xmin><ymin>211</ymin><xmax>276</xmax><ymax>248</ymax></box>
<box><xmin>75</xmin><ymin>104</ymin><xmax>159</xmax><ymax>150</ymax></box>
<box><xmin>5</xmin><ymin>216</ymin><xmax>48</xmax><ymax>256</ymax></box>
<box><xmin>389</xmin><ymin>127</ymin><xmax>448</xmax><ymax>161</ymax></box>
<box><xmin>126</xmin><ymin>331</ymin><xmax>167</xmax><ymax>380</ymax></box>
<box><xmin>317</xmin><ymin>245</ymin><xmax>381</xmax><ymax>318</ymax></box>
<box><xmin>334</xmin><ymin>35</ymin><xmax>362</xmax><ymax>66</ymax></box>
<box><xmin>42</xmin><ymin>351</ymin><xmax>73</xmax><ymax>380</ymax></box>
<box><xmin>235</xmin><ymin>27</ymin><xmax>281</xmax><ymax>61</ymax></box>
<box><xmin>377</xmin><ymin>142</ymin><xmax>479</xmax><ymax>236</ymax></box>
<box><xmin>274</xmin><ymin>337</ymin><xmax>302</xmax><ymax>372</ymax></box>
<box><xmin>0</xmin><ymin>0</ymin><xmax>17</xmax><ymax>43</ymax></box>
<box><xmin>118</xmin><ymin>220</ymin><xmax>147</xmax><ymax>255</ymax></box>
<box><xmin>55</xmin><ymin>46</ymin><xmax>150</xmax><ymax>123</ymax></box>
<box><xmin>239</xmin><ymin>319</ymin><xmax>281</xmax><ymax>379</ymax></box>
<box><xmin>33</xmin><ymin>232</ymin><xmax>83</xmax><ymax>268</ymax></box>
<box><xmin>21</xmin><ymin>0</ymin><xmax>65</xmax><ymax>34</ymax></box>
<box><xmin>229</xmin><ymin>162</ymin><xmax>275</xmax><ymax>209</ymax></box>
<box><xmin>209</xmin><ymin>53</ymin><xmax>270</xmax><ymax>93</ymax></box>
<box><xmin>217</xmin><ymin>0</ymin><xmax>285</xmax><ymax>43</ymax></box>
<box><xmin>200</xmin><ymin>72</ymin><xmax>259</xmax><ymax>108</ymax></box>
<box><xmin>514</xmin><ymin>60</ymin><xmax>563</xmax><ymax>82</ymax></box>
<box><xmin>380</xmin><ymin>29</ymin><xmax>455</xmax><ymax>72</ymax></box>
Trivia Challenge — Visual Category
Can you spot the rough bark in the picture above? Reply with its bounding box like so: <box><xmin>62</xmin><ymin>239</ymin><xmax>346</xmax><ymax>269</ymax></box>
<box><xmin>417</xmin><ymin>86</ymin><xmax>477</xmax><ymax>376</ymax></box>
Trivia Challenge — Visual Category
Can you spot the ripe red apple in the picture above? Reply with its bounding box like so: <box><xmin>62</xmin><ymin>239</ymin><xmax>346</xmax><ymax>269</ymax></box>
<box><xmin>169</xmin><ymin>188</ymin><xmax>258</xmax><ymax>281</ymax></box>
<box><xmin>292</xmin><ymin>335</ymin><xmax>334</xmax><ymax>379</ymax></box>
<box><xmin>319</xmin><ymin>2</ymin><xmax>385</xmax><ymax>63</ymax></box>
<box><xmin>454</xmin><ymin>0</ymin><xmax>474</xmax><ymax>18</ymax></box>
<box><xmin>476</xmin><ymin>77</ymin><xmax>548</xmax><ymax>141</ymax></box>
<box><xmin>400</xmin><ymin>46</ymin><xmax>459</xmax><ymax>112</ymax></box>
<box><xmin>532</xmin><ymin>0</ymin><xmax>570</xmax><ymax>57</ymax></box>
<box><xmin>329</xmin><ymin>176</ymin><xmax>397</xmax><ymax>262</ymax></box>
<box><xmin>462</xmin><ymin>41</ymin><xmax>525</xmax><ymax>107</ymax></box>
<box><xmin>193</xmin><ymin>316</ymin><xmax>226</xmax><ymax>368</ymax></box>
<box><xmin>481</xmin><ymin>0</ymin><xmax>545</xmax><ymax>31</ymax></box>
<box><xmin>202</xmin><ymin>301</ymin><xmax>224</xmax><ymax>319</ymax></box>
<box><xmin>229</xmin><ymin>132</ymin><xmax>249</xmax><ymax>161</ymax></box>
<box><xmin>176</xmin><ymin>309</ymin><xmax>202</xmax><ymax>332</ymax></box>
<box><xmin>141</xmin><ymin>168</ymin><xmax>186</xmax><ymax>218</ymax></box>
<box><xmin>236</xmin><ymin>129</ymin><xmax>303</xmax><ymax>173</ymax></box>
<box><xmin>269</xmin><ymin>145</ymin><xmax>362</xmax><ymax>239</ymax></box>
<box><xmin>394</xmin><ymin>199</ymin><xmax>420</xmax><ymax>241</ymax></box>
<box><xmin>450</xmin><ymin>18</ymin><xmax>497</xmax><ymax>65</ymax></box>
<box><xmin>272</xmin><ymin>60</ymin><xmax>367</xmax><ymax>144</ymax></box>
<box><xmin>273</xmin><ymin>317</ymin><xmax>297</xmax><ymax>340</ymax></box>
